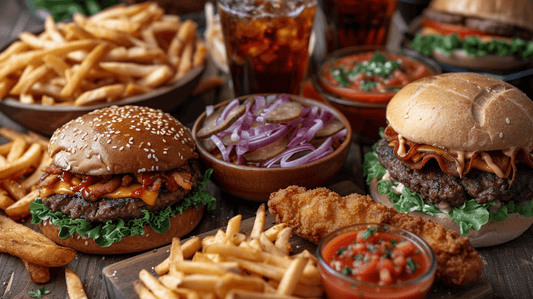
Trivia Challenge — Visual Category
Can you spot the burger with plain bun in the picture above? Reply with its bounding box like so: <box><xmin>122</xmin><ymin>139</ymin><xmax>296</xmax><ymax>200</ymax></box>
<box><xmin>363</xmin><ymin>73</ymin><xmax>533</xmax><ymax>247</ymax></box>
<box><xmin>409</xmin><ymin>0</ymin><xmax>533</xmax><ymax>71</ymax></box>
<box><xmin>30</xmin><ymin>105</ymin><xmax>216</xmax><ymax>254</ymax></box>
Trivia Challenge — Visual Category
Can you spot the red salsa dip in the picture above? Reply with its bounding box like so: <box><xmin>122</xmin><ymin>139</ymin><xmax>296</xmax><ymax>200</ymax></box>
<box><xmin>317</xmin><ymin>224</ymin><xmax>436</xmax><ymax>299</ymax></box>
<box><xmin>323</xmin><ymin>227</ymin><xmax>429</xmax><ymax>285</ymax></box>
<box><xmin>320</xmin><ymin>51</ymin><xmax>434</xmax><ymax>104</ymax></box>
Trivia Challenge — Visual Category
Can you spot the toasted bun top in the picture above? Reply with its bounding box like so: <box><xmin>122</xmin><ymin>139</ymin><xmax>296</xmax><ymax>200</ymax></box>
<box><xmin>429</xmin><ymin>0</ymin><xmax>533</xmax><ymax>32</ymax></box>
<box><xmin>49</xmin><ymin>105</ymin><xmax>196</xmax><ymax>176</ymax></box>
<box><xmin>386</xmin><ymin>73</ymin><xmax>533</xmax><ymax>151</ymax></box>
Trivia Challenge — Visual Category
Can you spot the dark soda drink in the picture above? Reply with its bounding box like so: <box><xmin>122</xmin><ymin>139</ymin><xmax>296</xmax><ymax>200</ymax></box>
<box><xmin>218</xmin><ymin>0</ymin><xmax>317</xmax><ymax>96</ymax></box>
<box><xmin>323</xmin><ymin>0</ymin><xmax>397</xmax><ymax>52</ymax></box>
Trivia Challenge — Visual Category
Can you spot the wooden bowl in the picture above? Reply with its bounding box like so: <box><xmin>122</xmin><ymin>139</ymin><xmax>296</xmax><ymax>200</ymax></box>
<box><xmin>192</xmin><ymin>94</ymin><xmax>352</xmax><ymax>201</ymax></box>
<box><xmin>0</xmin><ymin>65</ymin><xmax>204</xmax><ymax>137</ymax></box>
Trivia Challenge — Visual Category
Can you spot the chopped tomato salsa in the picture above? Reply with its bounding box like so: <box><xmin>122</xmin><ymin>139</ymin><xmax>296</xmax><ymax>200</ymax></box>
<box><xmin>323</xmin><ymin>227</ymin><xmax>430</xmax><ymax>286</ymax></box>
<box><xmin>320</xmin><ymin>51</ymin><xmax>434</xmax><ymax>104</ymax></box>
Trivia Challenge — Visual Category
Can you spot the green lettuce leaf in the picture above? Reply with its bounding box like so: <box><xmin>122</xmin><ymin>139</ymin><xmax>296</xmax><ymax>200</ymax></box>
<box><xmin>362</xmin><ymin>144</ymin><xmax>533</xmax><ymax>236</ymax></box>
<box><xmin>410</xmin><ymin>34</ymin><xmax>533</xmax><ymax>60</ymax></box>
<box><xmin>30</xmin><ymin>169</ymin><xmax>216</xmax><ymax>247</ymax></box>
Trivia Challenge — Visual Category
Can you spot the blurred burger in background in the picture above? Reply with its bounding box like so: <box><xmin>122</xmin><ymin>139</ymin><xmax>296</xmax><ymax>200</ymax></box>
<box><xmin>364</xmin><ymin>73</ymin><xmax>533</xmax><ymax>248</ymax></box>
<box><xmin>409</xmin><ymin>0</ymin><xmax>533</xmax><ymax>71</ymax></box>
<box><xmin>30</xmin><ymin>105</ymin><xmax>216</xmax><ymax>254</ymax></box>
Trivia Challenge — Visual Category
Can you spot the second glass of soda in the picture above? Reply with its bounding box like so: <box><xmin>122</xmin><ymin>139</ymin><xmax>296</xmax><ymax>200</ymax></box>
<box><xmin>218</xmin><ymin>0</ymin><xmax>317</xmax><ymax>97</ymax></box>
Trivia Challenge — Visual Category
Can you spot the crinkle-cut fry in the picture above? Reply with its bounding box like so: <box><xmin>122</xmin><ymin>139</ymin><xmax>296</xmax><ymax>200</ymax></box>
<box><xmin>6</xmin><ymin>137</ymin><xmax>28</xmax><ymax>163</ymax></box>
<box><xmin>138</xmin><ymin>65</ymin><xmax>173</xmax><ymax>88</ymax></box>
<box><xmin>23</xmin><ymin>259</ymin><xmax>50</xmax><ymax>284</ymax></box>
<box><xmin>5</xmin><ymin>189</ymin><xmax>39</xmax><ymax>220</ymax></box>
<box><xmin>99</xmin><ymin>62</ymin><xmax>163</xmax><ymax>77</ymax></box>
<box><xmin>74</xmin><ymin>83</ymin><xmax>125</xmax><ymax>106</ymax></box>
<box><xmin>276</xmin><ymin>257</ymin><xmax>308</xmax><ymax>295</ymax></box>
<box><xmin>193</xmin><ymin>40</ymin><xmax>207</xmax><ymax>67</ymax></box>
<box><xmin>134</xmin><ymin>280</ymin><xmax>158</xmax><ymax>299</ymax></box>
<box><xmin>65</xmin><ymin>269</ymin><xmax>88</xmax><ymax>299</ymax></box>
<box><xmin>0</xmin><ymin>215</ymin><xmax>77</xmax><ymax>267</ymax></box>
<box><xmin>139</xmin><ymin>269</ymin><xmax>180</xmax><ymax>299</ymax></box>
<box><xmin>155</xmin><ymin>236</ymin><xmax>201</xmax><ymax>275</ymax></box>
<box><xmin>61</xmin><ymin>43</ymin><xmax>109</xmax><ymax>98</ymax></box>
<box><xmin>44</xmin><ymin>15</ymin><xmax>65</xmax><ymax>43</ymax></box>
<box><xmin>0</xmin><ymin>188</ymin><xmax>15</xmax><ymax>211</ymax></box>
<box><xmin>0</xmin><ymin>39</ymin><xmax>99</xmax><ymax>80</ymax></box>
<box><xmin>10</xmin><ymin>64</ymin><xmax>50</xmax><ymax>95</ymax></box>
<box><xmin>0</xmin><ymin>143</ymin><xmax>41</xmax><ymax>180</ymax></box>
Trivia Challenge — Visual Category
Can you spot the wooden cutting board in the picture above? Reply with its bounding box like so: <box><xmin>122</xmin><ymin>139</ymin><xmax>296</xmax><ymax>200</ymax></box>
<box><xmin>102</xmin><ymin>213</ymin><xmax>492</xmax><ymax>299</ymax></box>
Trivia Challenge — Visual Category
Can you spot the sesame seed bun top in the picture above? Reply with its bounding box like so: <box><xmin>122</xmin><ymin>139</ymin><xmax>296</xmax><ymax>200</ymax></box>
<box><xmin>49</xmin><ymin>105</ymin><xmax>197</xmax><ymax>175</ymax></box>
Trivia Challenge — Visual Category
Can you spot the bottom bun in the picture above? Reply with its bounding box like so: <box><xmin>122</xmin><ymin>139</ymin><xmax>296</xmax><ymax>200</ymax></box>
<box><xmin>370</xmin><ymin>178</ymin><xmax>533</xmax><ymax>248</ymax></box>
<box><xmin>431</xmin><ymin>48</ymin><xmax>530</xmax><ymax>71</ymax></box>
<box><xmin>39</xmin><ymin>205</ymin><xmax>205</xmax><ymax>254</ymax></box>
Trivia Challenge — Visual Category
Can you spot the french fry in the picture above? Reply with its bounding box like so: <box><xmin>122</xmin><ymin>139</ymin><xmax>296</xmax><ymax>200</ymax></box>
<box><xmin>139</xmin><ymin>65</ymin><xmax>173</xmax><ymax>88</ymax></box>
<box><xmin>139</xmin><ymin>269</ymin><xmax>180</xmax><ymax>299</ymax></box>
<box><xmin>1</xmin><ymin>179</ymin><xmax>26</xmax><ymax>201</ymax></box>
<box><xmin>193</xmin><ymin>40</ymin><xmax>207</xmax><ymax>67</ymax></box>
<box><xmin>0</xmin><ymin>79</ymin><xmax>16</xmax><ymax>99</ymax></box>
<box><xmin>43</xmin><ymin>54</ymin><xmax>70</xmax><ymax>77</ymax></box>
<box><xmin>65</xmin><ymin>269</ymin><xmax>88</xmax><ymax>299</ymax></box>
<box><xmin>99</xmin><ymin>62</ymin><xmax>163</xmax><ymax>77</ymax></box>
<box><xmin>227</xmin><ymin>289</ymin><xmax>321</xmax><ymax>299</ymax></box>
<box><xmin>5</xmin><ymin>189</ymin><xmax>39</xmax><ymax>220</ymax></box>
<box><xmin>134</xmin><ymin>280</ymin><xmax>159</xmax><ymax>299</ymax></box>
<box><xmin>226</xmin><ymin>214</ymin><xmax>242</xmax><ymax>244</ymax></box>
<box><xmin>23</xmin><ymin>259</ymin><xmax>50</xmax><ymax>284</ymax></box>
<box><xmin>41</xmin><ymin>95</ymin><xmax>55</xmax><ymax>106</ymax></box>
<box><xmin>0</xmin><ymin>41</ymin><xmax>31</xmax><ymax>64</ymax></box>
<box><xmin>44</xmin><ymin>15</ymin><xmax>65</xmax><ymax>43</ymax></box>
<box><xmin>204</xmin><ymin>243</ymin><xmax>261</xmax><ymax>261</ymax></box>
<box><xmin>259</xmin><ymin>233</ymin><xmax>285</xmax><ymax>257</ymax></box>
<box><xmin>19</xmin><ymin>93</ymin><xmax>35</xmax><ymax>104</ymax></box>
<box><xmin>263</xmin><ymin>223</ymin><xmax>287</xmax><ymax>242</ymax></box>
<box><xmin>0</xmin><ymin>143</ymin><xmax>41</xmax><ymax>180</ymax></box>
<box><xmin>61</xmin><ymin>43</ymin><xmax>109</xmax><ymax>98</ymax></box>
<box><xmin>18</xmin><ymin>32</ymin><xmax>59</xmax><ymax>49</ymax></box>
<box><xmin>276</xmin><ymin>257</ymin><xmax>308</xmax><ymax>295</ymax></box>
<box><xmin>155</xmin><ymin>236</ymin><xmax>201</xmax><ymax>275</ymax></box>
<box><xmin>0</xmin><ymin>215</ymin><xmax>77</xmax><ymax>267</ymax></box>
<box><xmin>175</xmin><ymin>39</ymin><xmax>194</xmax><ymax>80</ymax></box>
<box><xmin>250</xmin><ymin>204</ymin><xmax>266</xmax><ymax>240</ymax></box>
<box><xmin>0</xmin><ymin>142</ymin><xmax>12</xmax><ymax>156</ymax></box>
<box><xmin>0</xmin><ymin>188</ymin><xmax>15</xmax><ymax>211</ymax></box>
<box><xmin>74</xmin><ymin>83</ymin><xmax>126</xmax><ymax>106</ymax></box>
<box><xmin>6</xmin><ymin>137</ymin><xmax>28</xmax><ymax>163</ymax></box>
<box><xmin>22</xmin><ymin>152</ymin><xmax>51</xmax><ymax>192</ymax></box>
<box><xmin>275</xmin><ymin>227</ymin><xmax>293</xmax><ymax>256</ymax></box>
<box><xmin>0</xmin><ymin>127</ymin><xmax>48</xmax><ymax>150</ymax></box>
<box><xmin>214</xmin><ymin>273</ymin><xmax>264</xmax><ymax>298</ymax></box>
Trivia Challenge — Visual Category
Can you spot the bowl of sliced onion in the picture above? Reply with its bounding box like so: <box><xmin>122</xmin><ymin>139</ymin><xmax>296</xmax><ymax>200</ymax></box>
<box><xmin>192</xmin><ymin>93</ymin><xmax>352</xmax><ymax>201</ymax></box>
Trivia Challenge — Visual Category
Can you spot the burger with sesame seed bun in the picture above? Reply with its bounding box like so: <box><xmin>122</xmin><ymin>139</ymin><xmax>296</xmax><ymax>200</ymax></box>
<box><xmin>30</xmin><ymin>105</ymin><xmax>216</xmax><ymax>254</ymax></box>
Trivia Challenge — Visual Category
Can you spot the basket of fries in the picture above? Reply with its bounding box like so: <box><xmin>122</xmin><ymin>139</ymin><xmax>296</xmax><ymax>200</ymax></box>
<box><xmin>0</xmin><ymin>2</ymin><xmax>207</xmax><ymax>136</ymax></box>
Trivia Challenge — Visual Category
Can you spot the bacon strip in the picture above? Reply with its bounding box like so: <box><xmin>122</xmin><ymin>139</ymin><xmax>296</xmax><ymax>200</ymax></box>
<box><xmin>84</xmin><ymin>177</ymin><xmax>121</xmax><ymax>201</ymax></box>
<box><xmin>384</xmin><ymin>125</ymin><xmax>533</xmax><ymax>185</ymax></box>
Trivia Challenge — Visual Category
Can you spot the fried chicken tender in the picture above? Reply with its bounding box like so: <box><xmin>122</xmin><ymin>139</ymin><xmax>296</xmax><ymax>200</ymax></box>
<box><xmin>268</xmin><ymin>186</ymin><xmax>483</xmax><ymax>286</ymax></box>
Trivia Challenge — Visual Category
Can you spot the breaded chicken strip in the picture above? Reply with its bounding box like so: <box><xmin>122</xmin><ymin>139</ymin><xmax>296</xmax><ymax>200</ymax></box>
<box><xmin>268</xmin><ymin>186</ymin><xmax>483</xmax><ymax>286</ymax></box>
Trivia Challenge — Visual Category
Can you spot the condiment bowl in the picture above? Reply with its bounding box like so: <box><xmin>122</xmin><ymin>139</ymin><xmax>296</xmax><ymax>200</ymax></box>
<box><xmin>317</xmin><ymin>223</ymin><xmax>437</xmax><ymax>299</ymax></box>
<box><xmin>313</xmin><ymin>45</ymin><xmax>441</xmax><ymax>143</ymax></box>
<box><xmin>191</xmin><ymin>94</ymin><xmax>352</xmax><ymax>202</ymax></box>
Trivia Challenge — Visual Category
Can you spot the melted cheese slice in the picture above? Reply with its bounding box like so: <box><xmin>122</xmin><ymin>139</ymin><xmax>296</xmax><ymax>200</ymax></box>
<box><xmin>39</xmin><ymin>181</ymin><xmax>158</xmax><ymax>206</ymax></box>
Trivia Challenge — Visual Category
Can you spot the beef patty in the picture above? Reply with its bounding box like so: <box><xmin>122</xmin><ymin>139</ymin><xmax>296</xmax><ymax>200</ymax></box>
<box><xmin>375</xmin><ymin>139</ymin><xmax>533</xmax><ymax>207</ymax></box>
<box><xmin>41</xmin><ymin>160</ymin><xmax>201</xmax><ymax>222</ymax></box>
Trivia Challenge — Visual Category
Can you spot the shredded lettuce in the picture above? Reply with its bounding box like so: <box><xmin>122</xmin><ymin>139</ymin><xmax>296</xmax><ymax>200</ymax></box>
<box><xmin>363</xmin><ymin>142</ymin><xmax>533</xmax><ymax>236</ymax></box>
<box><xmin>410</xmin><ymin>34</ymin><xmax>533</xmax><ymax>60</ymax></box>
<box><xmin>30</xmin><ymin>169</ymin><xmax>216</xmax><ymax>247</ymax></box>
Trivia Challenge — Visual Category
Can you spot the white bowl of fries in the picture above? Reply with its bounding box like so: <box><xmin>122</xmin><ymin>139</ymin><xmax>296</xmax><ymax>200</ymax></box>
<box><xmin>0</xmin><ymin>2</ymin><xmax>208</xmax><ymax>136</ymax></box>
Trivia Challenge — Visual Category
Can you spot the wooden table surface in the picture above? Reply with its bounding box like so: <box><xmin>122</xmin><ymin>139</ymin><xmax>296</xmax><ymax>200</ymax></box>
<box><xmin>0</xmin><ymin>1</ymin><xmax>533</xmax><ymax>299</ymax></box>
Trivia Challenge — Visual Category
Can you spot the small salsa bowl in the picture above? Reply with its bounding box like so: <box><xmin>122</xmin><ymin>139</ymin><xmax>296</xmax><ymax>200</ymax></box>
<box><xmin>317</xmin><ymin>223</ymin><xmax>437</xmax><ymax>299</ymax></box>
<box><xmin>313</xmin><ymin>46</ymin><xmax>441</xmax><ymax>143</ymax></box>
<box><xmin>191</xmin><ymin>93</ymin><xmax>352</xmax><ymax>201</ymax></box>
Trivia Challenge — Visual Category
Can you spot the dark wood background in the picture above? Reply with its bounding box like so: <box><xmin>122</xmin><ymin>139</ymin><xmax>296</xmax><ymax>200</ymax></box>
<box><xmin>0</xmin><ymin>1</ymin><xmax>533</xmax><ymax>298</ymax></box>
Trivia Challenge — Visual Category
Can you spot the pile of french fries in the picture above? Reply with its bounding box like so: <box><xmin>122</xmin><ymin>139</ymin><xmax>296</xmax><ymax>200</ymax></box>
<box><xmin>0</xmin><ymin>128</ymin><xmax>51</xmax><ymax>220</ymax></box>
<box><xmin>0</xmin><ymin>1</ymin><xmax>207</xmax><ymax>106</ymax></box>
<box><xmin>135</xmin><ymin>205</ymin><xmax>324</xmax><ymax>299</ymax></box>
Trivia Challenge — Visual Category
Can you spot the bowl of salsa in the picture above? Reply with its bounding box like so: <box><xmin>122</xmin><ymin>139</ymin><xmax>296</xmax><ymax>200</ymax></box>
<box><xmin>317</xmin><ymin>223</ymin><xmax>437</xmax><ymax>299</ymax></box>
<box><xmin>313</xmin><ymin>46</ymin><xmax>440</xmax><ymax>143</ymax></box>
